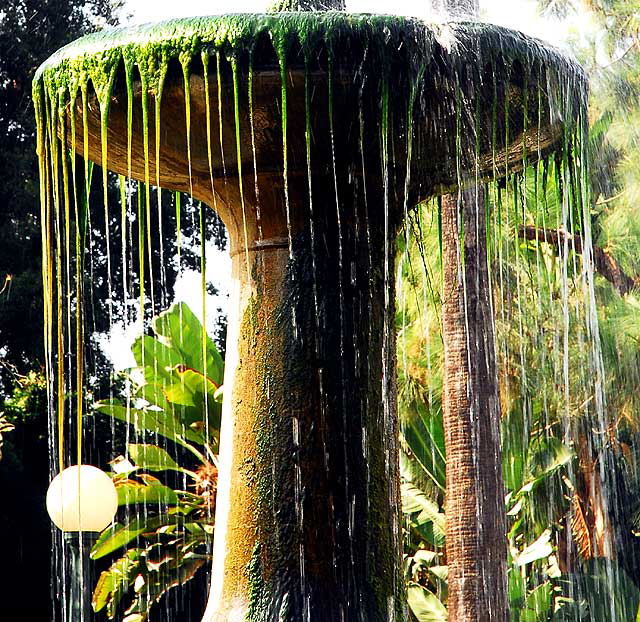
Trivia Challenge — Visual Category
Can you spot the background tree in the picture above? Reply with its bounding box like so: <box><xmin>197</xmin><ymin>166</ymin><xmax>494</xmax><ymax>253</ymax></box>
<box><xmin>400</xmin><ymin>2</ymin><xmax>640</xmax><ymax>620</ymax></box>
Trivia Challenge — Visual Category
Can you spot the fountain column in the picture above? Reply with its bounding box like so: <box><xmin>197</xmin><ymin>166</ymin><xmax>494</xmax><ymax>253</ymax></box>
<box><xmin>204</xmin><ymin>166</ymin><xmax>403</xmax><ymax>621</ymax></box>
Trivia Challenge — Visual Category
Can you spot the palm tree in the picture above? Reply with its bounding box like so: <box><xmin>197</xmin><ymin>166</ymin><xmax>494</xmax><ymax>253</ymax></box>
<box><xmin>441</xmin><ymin>188</ymin><xmax>507</xmax><ymax>622</ymax></box>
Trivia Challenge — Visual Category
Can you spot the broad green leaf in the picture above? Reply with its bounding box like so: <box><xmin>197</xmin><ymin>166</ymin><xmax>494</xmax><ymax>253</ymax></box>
<box><xmin>508</xmin><ymin>568</ymin><xmax>525</xmax><ymax>611</ymax></box>
<box><xmin>138</xmin><ymin>384</ymin><xmax>172</xmax><ymax>412</ymax></box>
<box><xmin>93</xmin><ymin>400</ymin><xmax>203</xmax><ymax>448</ymax></box>
<box><xmin>174</xmin><ymin>367</ymin><xmax>221</xmax><ymax>434</ymax></box>
<box><xmin>152</xmin><ymin>302</ymin><xmax>223</xmax><ymax>384</ymax></box>
<box><xmin>132</xmin><ymin>335</ymin><xmax>182</xmax><ymax>383</ymax></box>
<box><xmin>177</xmin><ymin>367</ymin><xmax>219</xmax><ymax>401</ymax></box>
<box><xmin>525</xmin><ymin>437</ymin><xmax>573</xmax><ymax>486</ymax></box>
<box><xmin>582</xmin><ymin>560</ymin><xmax>640</xmax><ymax>621</ymax></box>
<box><xmin>124</xmin><ymin>558</ymin><xmax>206</xmax><ymax>616</ymax></box>
<box><xmin>502</xmin><ymin>407</ymin><xmax>526</xmax><ymax>492</ymax></box>
<box><xmin>402</xmin><ymin>404</ymin><xmax>446</xmax><ymax>492</ymax></box>
<box><xmin>515</xmin><ymin>529</ymin><xmax>553</xmax><ymax>566</ymax></box>
<box><xmin>91</xmin><ymin>518</ymin><xmax>154</xmax><ymax>560</ymax></box>
<box><xmin>163</xmin><ymin>384</ymin><xmax>195</xmax><ymax>407</ymax></box>
<box><xmin>128</xmin><ymin>444</ymin><xmax>182</xmax><ymax>472</ymax></box>
<box><xmin>163</xmin><ymin>368</ymin><xmax>219</xmax><ymax>412</ymax></box>
<box><xmin>521</xmin><ymin>583</ymin><xmax>552</xmax><ymax>622</ymax></box>
<box><xmin>412</xmin><ymin>549</ymin><xmax>439</xmax><ymax>566</ymax></box>
<box><xmin>428</xmin><ymin>565</ymin><xmax>448</xmax><ymax>582</ymax></box>
<box><xmin>91</xmin><ymin>514</ymin><xmax>184</xmax><ymax>560</ymax></box>
<box><xmin>92</xmin><ymin>550</ymin><xmax>141</xmax><ymax>615</ymax></box>
<box><xmin>407</xmin><ymin>583</ymin><xmax>447</xmax><ymax>621</ymax></box>
<box><xmin>401</xmin><ymin>482</ymin><xmax>446</xmax><ymax>547</ymax></box>
<box><xmin>116</xmin><ymin>480</ymin><xmax>179</xmax><ymax>506</ymax></box>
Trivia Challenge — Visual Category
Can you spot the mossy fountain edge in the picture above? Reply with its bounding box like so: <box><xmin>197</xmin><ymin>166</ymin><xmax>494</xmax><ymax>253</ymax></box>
<box><xmin>33</xmin><ymin>13</ymin><xmax>588</xmax><ymax>208</ymax></box>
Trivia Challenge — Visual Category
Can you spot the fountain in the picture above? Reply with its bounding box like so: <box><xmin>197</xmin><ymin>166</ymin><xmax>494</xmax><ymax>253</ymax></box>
<box><xmin>33</xmin><ymin>3</ymin><xmax>588</xmax><ymax>621</ymax></box>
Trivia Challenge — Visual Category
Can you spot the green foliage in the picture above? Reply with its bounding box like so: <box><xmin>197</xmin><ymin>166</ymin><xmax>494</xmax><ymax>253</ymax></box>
<box><xmin>95</xmin><ymin>302</ymin><xmax>223</xmax><ymax>457</ymax></box>
<box><xmin>0</xmin><ymin>368</ymin><xmax>45</xmax><ymax>465</ymax></box>
<box><xmin>90</xmin><ymin>302</ymin><xmax>222</xmax><ymax>621</ymax></box>
<box><xmin>0</xmin><ymin>0</ymin><xmax>121</xmax><ymax>386</ymax></box>
<box><xmin>406</xmin><ymin>583</ymin><xmax>448</xmax><ymax>621</ymax></box>
<box><xmin>0</xmin><ymin>415</ymin><xmax>14</xmax><ymax>462</ymax></box>
<box><xmin>553</xmin><ymin>560</ymin><xmax>640</xmax><ymax>621</ymax></box>
<box><xmin>0</xmin><ymin>368</ymin><xmax>45</xmax><ymax>463</ymax></box>
<box><xmin>396</xmin><ymin>164</ymin><xmax>594</xmax><ymax>620</ymax></box>
<box><xmin>1</xmin><ymin>369</ymin><xmax>47</xmax><ymax>425</ymax></box>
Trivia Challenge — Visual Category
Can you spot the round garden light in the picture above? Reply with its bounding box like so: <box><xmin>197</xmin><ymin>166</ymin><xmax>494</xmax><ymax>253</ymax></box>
<box><xmin>46</xmin><ymin>464</ymin><xmax>118</xmax><ymax>533</ymax></box>
<box><xmin>46</xmin><ymin>465</ymin><xmax>118</xmax><ymax>622</ymax></box>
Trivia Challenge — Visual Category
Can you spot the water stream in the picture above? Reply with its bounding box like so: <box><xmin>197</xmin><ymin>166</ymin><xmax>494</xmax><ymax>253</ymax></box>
<box><xmin>31</xmin><ymin>10</ymin><xmax>621</xmax><ymax>622</ymax></box>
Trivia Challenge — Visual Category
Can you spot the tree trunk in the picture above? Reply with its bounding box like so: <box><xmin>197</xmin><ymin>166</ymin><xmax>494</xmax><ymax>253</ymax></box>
<box><xmin>441</xmin><ymin>188</ymin><xmax>507</xmax><ymax>622</ymax></box>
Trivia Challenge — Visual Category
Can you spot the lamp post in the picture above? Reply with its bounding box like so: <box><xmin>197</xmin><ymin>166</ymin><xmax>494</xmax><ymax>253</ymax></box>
<box><xmin>46</xmin><ymin>465</ymin><xmax>118</xmax><ymax>622</ymax></box>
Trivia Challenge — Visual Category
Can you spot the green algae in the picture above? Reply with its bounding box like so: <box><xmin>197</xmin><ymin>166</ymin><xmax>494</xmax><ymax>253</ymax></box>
<box><xmin>181</xmin><ymin>53</ymin><xmax>194</xmax><ymax>198</ymax></box>
<box><xmin>48</xmin><ymin>89</ymin><xmax>67</xmax><ymax>470</ymax></box>
<box><xmin>34</xmin><ymin>14</ymin><xmax>585</xmax><ymax>117</ymax></box>
<box><xmin>276</xmin><ymin>40</ymin><xmax>293</xmax><ymax>260</ymax></box>
<box><xmin>231</xmin><ymin>59</ymin><xmax>252</xmax><ymax>278</ymax></box>
<box><xmin>155</xmin><ymin>78</ymin><xmax>168</xmax><ymax>302</ymax></box>
<box><xmin>248</xmin><ymin>52</ymin><xmax>263</xmax><ymax>241</ymax></box>
<box><xmin>201</xmin><ymin>51</ymin><xmax>216</xmax><ymax>200</ymax></box>
<box><xmin>246</xmin><ymin>542</ymin><xmax>265</xmax><ymax>620</ymax></box>
<box><xmin>141</xmin><ymin>61</ymin><xmax>155</xmax><ymax>316</ymax></box>
<box><xmin>267</xmin><ymin>0</ymin><xmax>346</xmax><ymax>12</ymax></box>
<box><xmin>216</xmin><ymin>51</ymin><xmax>227</xmax><ymax>177</ymax></box>
<box><xmin>33</xmin><ymin>13</ymin><xmax>589</xmax><ymax>224</ymax></box>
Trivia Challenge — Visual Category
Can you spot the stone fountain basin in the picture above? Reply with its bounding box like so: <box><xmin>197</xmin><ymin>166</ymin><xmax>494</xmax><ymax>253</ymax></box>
<box><xmin>35</xmin><ymin>13</ymin><xmax>586</xmax><ymax>216</ymax></box>
<box><xmin>34</xmin><ymin>13</ymin><xmax>589</xmax><ymax>621</ymax></box>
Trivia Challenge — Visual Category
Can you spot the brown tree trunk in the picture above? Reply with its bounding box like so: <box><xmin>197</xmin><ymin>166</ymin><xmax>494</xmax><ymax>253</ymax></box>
<box><xmin>518</xmin><ymin>224</ymin><xmax>637</xmax><ymax>295</ymax></box>
<box><xmin>441</xmin><ymin>188</ymin><xmax>507</xmax><ymax>622</ymax></box>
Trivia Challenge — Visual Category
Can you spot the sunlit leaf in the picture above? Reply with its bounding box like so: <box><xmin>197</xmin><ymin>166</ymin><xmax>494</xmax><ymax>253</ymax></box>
<box><xmin>514</xmin><ymin>529</ymin><xmax>553</xmax><ymax>566</ymax></box>
<box><xmin>407</xmin><ymin>583</ymin><xmax>447</xmax><ymax>621</ymax></box>
<box><xmin>91</xmin><ymin>514</ymin><xmax>184</xmax><ymax>560</ymax></box>
<box><xmin>116</xmin><ymin>479</ymin><xmax>179</xmax><ymax>506</ymax></box>
<box><xmin>128</xmin><ymin>444</ymin><xmax>182</xmax><ymax>473</ymax></box>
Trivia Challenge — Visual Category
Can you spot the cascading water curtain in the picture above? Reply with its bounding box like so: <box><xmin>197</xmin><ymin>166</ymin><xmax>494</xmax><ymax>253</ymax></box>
<box><xmin>32</xmin><ymin>16</ymin><xmax>413</xmax><ymax>621</ymax></box>
<box><xmin>33</xmin><ymin>77</ymin><xmax>224</xmax><ymax>621</ymax></box>
<box><xmin>396</xmin><ymin>51</ymin><xmax>621</xmax><ymax>619</ymax></box>
<box><xmin>33</xmin><ymin>14</ymin><xmax>593</xmax><ymax>622</ymax></box>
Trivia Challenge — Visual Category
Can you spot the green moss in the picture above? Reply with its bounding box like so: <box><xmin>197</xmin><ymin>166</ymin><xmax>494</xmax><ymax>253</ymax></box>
<box><xmin>246</xmin><ymin>542</ymin><xmax>265</xmax><ymax>620</ymax></box>
<box><xmin>267</xmin><ymin>0</ymin><xmax>346</xmax><ymax>12</ymax></box>
<box><xmin>35</xmin><ymin>14</ymin><xmax>585</xmax><ymax>95</ymax></box>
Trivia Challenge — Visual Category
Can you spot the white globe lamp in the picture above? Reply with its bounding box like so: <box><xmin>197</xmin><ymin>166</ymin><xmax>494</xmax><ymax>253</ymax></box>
<box><xmin>46</xmin><ymin>464</ymin><xmax>118</xmax><ymax>532</ymax></box>
<box><xmin>47</xmin><ymin>465</ymin><xmax>118</xmax><ymax>622</ymax></box>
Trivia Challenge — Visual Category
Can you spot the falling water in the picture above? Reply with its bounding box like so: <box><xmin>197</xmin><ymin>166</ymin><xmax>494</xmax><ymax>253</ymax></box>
<box><xmin>30</xmin><ymin>9</ymin><xmax>621</xmax><ymax>622</ymax></box>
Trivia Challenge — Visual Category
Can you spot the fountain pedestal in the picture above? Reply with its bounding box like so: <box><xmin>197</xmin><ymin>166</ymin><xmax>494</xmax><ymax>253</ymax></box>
<box><xmin>206</xmin><ymin>171</ymin><xmax>401</xmax><ymax>620</ymax></box>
